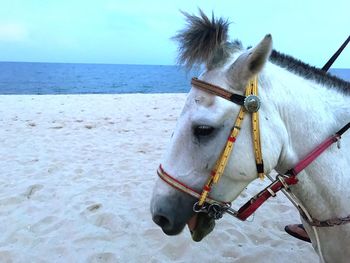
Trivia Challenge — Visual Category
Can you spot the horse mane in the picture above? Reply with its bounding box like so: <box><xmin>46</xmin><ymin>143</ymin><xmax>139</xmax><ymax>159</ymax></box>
<box><xmin>172</xmin><ymin>9</ymin><xmax>241</xmax><ymax>69</ymax></box>
<box><xmin>174</xmin><ymin>10</ymin><xmax>350</xmax><ymax>94</ymax></box>
<box><xmin>270</xmin><ymin>50</ymin><xmax>350</xmax><ymax>94</ymax></box>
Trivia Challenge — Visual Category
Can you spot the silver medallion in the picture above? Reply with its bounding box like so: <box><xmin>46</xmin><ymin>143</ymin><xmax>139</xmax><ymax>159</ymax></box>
<box><xmin>244</xmin><ymin>95</ymin><xmax>261</xmax><ymax>112</ymax></box>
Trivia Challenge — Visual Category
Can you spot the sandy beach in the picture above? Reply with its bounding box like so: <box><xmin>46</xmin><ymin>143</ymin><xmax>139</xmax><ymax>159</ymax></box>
<box><xmin>0</xmin><ymin>94</ymin><xmax>318</xmax><ymax>262</ymax></box>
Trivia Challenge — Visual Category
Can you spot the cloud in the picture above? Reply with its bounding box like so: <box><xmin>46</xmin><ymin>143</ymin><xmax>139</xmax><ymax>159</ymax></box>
<box><xmin>0</xmin><ymin>23</ymin><xmax>28</xmax><ymax>42</ymax></box>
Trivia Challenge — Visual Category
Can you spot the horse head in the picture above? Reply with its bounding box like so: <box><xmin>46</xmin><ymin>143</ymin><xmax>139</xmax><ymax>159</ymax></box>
<box><xmin>150</xmin><ymin>10</ymin><xmax>284</xmax><ymax>241</ymax></box>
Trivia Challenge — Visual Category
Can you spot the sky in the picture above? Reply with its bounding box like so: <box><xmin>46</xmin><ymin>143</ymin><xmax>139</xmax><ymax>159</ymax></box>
<box><xmin>0</xmin><ymin>0</ymin><xmax>349</xmax><ymax>67</ymax></box>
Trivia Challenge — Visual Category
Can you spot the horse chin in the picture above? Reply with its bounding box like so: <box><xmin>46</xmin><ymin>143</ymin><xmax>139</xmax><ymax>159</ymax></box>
<box><xmin>161</xmin><ymin>224</ymin><xmax>186</xmax><ymax>236</ymax></box>
<box><xmin>187</xmin><ymin>213</ymin><xmax>215</xmax><ymax>242</ymax></box>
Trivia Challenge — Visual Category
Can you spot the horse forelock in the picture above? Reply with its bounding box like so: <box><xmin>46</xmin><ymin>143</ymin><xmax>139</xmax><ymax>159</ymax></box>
<box><xmin>173</xmin><ymin>9</ymin><xmax>242</xmax><ymax>70</ymax></box>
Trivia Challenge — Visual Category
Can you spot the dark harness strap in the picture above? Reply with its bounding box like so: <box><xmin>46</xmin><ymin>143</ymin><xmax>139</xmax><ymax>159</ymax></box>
<box><xmin>336</xmin><ymin>122</ymin><xmax>350</xmax><ymax>136</ymax></box>
<box><xmin>191</xmin><ymin>78</ymin><xmax>246</xmax><ymax>106</ymax></box>
<box><xmin>322</xmin><ymin>35</ymin><xmax>350</xmax><ymax>72</ymax></box>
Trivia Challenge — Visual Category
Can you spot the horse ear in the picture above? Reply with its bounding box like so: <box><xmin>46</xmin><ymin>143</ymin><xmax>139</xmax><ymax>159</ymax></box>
<box><xmin>228</xmin><ymin>34</ymin><xmax>272</xmax><ymax>88</ymax></box>
<box><xmin>247</xmin><ymin>34</ymin><xmax>272</xmax><ymax>74</ymax></box>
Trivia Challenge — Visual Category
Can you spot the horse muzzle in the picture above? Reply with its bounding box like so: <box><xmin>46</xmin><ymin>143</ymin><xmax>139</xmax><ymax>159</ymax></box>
<box><xmin>151</xmin><ymin>191</ymin><xmax>195</xmax><ymax>236</ymax></box>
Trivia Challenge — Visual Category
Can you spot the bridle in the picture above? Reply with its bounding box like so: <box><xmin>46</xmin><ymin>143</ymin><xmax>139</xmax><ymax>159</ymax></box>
<box><xmin>158</xmin><ymin>76</ymin><xmax>267</xmax><ymax>220</ymax></box>
<box><xmin>157</xmin><ymin>76</ymin><xmax>350</xmax><ymax>226</ymax></box>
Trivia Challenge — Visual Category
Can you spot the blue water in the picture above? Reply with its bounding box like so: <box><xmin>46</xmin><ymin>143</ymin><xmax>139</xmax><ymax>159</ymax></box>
<box><xmin>329</xmin><ymin>68</ymin><xmax>350</xmax><ymax>82</ymax></box>
<box><xmin>0</xmin><ymin>62</ymin><xmax>200</xmax><ymax>94</ymax></box>
<box><xmin>0</xmin><ymin>62</ymin><xmax>348</xmax><ymax>94</ymax></box>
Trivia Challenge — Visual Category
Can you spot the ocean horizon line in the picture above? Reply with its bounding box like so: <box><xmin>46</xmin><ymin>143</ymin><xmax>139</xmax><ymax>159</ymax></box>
<box><xmin>0</xmin><ymin>60</ymin><xmax>179</xmax><ymax>67</ymax></box>
<box><xmin>0</xmin><ymin>62</ymin><xmax>348</xmax><ymax>95</ymax></box>
<box><xmin>1</xmin><ymin>61</ymin><xmax>349</xmax><ymax>70</ymax></box>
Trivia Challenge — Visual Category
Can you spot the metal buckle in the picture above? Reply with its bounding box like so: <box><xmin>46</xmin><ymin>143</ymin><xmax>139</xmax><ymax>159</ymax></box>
<box><xmin>266</xmin><ymin>187</ymin><xmax>276</xmax><ymax>197</ymax></box>
<box><xmin>276</xmin><ymin>173</ymin><xmax>291</xmax><ymax>190</ymax></box>
<box><xmin>337</xmin><ymin>138</ymin><xmax>341</xmax><ymax>149</ymax></box>
<box><xmin>193</xmin><ymin>202</ymin><xmax>232</xmax><ymax>220</ymax></box>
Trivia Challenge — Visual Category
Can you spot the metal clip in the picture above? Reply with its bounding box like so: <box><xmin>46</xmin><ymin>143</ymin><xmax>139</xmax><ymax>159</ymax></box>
<box><xmin>266</xmin><ymin>187</ymin><xmax>276</xmax><ymax>197</ymax></box>
<box><xmin>207</xmin><ymin>204</ymin><xmax>226</xmax><ymax>220</ymax></box>
<box><xmin>193</xmin><ymin>202</ymin><xmax>209</xmax><ymax>213</ymax></box>
<box><xmin>337</xmin><ymin>139</ymin><xmax>341</xmax><ymax>149</ymax></box>
<box><xmin>277</xmin><ymin>173</ymin><xmax>291</xmax><ymax>190</ymax></box>
<box><xmin>193</xmin><ymin>202</ymin><xmax>232</xmax><ymax>220</ymax></box>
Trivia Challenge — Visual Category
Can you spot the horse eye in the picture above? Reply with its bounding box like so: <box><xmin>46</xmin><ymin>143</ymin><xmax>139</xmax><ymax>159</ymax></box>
<box><xmin>193</xmin><ymin>125</ymin><xmax>215</xmax><ymax>137</ymax></box>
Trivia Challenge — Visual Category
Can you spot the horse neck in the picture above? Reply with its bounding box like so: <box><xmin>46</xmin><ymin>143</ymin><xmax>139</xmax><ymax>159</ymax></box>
<box><xmin>261</xmin><ymin>63</ymin><xmax>350</xmax><ymax>218</ymax></box>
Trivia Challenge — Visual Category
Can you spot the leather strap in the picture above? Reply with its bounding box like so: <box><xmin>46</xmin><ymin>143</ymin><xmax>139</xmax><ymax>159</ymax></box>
<box><xmin>236</xmin><ymin>175</ymin><xmax>298</xmax><ymax>220</ymax></box>
<box><xmin>191</xmin><ymin>78</ymin><xmax>246</xmax><ymax>105</ymax></box>
<box><xmin>157</xmin><ymin>165</ymin><xmax>228</xmax><ymax>206</ymax></box>
<box><xmin>250</xmin><ymin>77</ymin><xmax>264</xmax><ymax>179</ymax></box>
<box><xmin>236</xmin><ymin>122</ymin><xmax>350</xmax><ymax>222</ymax></box>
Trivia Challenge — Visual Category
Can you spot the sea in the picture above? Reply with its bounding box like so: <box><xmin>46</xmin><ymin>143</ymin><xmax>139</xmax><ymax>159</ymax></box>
<box><xmin>0</xmin><ymin>62</ymin><xmax>349</xmax><ymax>95</ymax></box>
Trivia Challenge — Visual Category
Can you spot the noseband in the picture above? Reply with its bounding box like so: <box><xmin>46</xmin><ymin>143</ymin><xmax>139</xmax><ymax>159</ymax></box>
<box><xmin>158</xmin><ymin>76</ymin><xmax>350</xmax><ymax>226</ymax></box>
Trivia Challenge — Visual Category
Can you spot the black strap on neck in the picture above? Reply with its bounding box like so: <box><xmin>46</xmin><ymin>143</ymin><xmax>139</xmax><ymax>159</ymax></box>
<box><xmin>322</xmin><ymin>35</ymin><xmax>350</xmax><ymax>72</ymax></box>
<box><xmin>336</xmin><ymin>122</ymin><xmax>350</xmax><ymax>137</ymax></box>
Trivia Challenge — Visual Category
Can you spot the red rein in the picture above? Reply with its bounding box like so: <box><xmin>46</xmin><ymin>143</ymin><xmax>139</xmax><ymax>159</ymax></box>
<box><xmin>235</xmin><ymin>123</ymin><xmax>350</xmax><ymax>221</ymax></box>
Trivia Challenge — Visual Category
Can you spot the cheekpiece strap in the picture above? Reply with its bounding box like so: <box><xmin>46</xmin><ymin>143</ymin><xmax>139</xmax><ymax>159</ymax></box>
<box><xmin>194</xmin><ymin>76</ymin><xmax>264</xmax><ymax>207</ymax></box>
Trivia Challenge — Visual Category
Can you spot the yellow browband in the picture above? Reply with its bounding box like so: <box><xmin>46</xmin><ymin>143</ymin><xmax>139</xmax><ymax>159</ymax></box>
<box><xmin>198</xmin><ymin>77</ymin><xmax>264</xmax><ymax>206</ymax></box>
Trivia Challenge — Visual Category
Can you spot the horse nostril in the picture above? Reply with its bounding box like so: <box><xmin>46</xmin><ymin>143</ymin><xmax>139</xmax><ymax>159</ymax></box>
<box><xmin>153</xmin><ymin>214</ymin><xmax>171</xmax><ymax>228</ymax></box>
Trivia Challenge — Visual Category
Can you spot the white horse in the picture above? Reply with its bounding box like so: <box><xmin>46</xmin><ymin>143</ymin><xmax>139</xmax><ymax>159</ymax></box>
<box><xmin>150</xmin><ymin>11</ymin><xmax>350</xmax><ymax>263</ymax></box>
